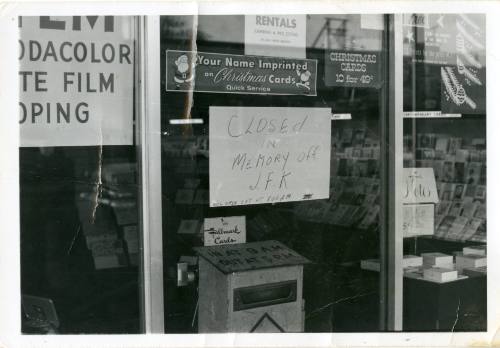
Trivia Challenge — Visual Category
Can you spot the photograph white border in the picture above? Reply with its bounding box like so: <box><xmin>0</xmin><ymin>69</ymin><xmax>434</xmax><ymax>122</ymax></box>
<box><xmin>1</xmin><ymin>1</ymin><xmax>499</xmax><ymax>347</ymax></box>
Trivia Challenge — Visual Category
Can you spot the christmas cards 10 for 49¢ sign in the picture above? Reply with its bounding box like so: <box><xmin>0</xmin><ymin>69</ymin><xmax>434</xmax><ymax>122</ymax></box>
<box><xmin>209</xmin><ymin>107</ymin><xmax>331</xmax><ymax>207</ymax></box>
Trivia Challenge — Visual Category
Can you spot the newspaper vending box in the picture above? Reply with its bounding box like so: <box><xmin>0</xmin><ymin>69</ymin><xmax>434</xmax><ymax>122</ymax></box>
<box><xmin>194</xmin><ymin>240</ymin><xmax>310</xmax><ymax>333</ymax></box>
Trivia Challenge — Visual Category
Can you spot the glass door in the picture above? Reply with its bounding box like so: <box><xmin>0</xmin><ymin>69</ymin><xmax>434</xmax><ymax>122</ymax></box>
<box><xmin>157</xmin><ymin>14</ymin><xmax>391</xmax><ymax>333</ymax></box>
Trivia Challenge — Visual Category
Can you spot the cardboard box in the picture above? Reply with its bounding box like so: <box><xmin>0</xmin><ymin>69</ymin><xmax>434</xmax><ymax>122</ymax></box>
<box><xmin>421</xmin><ymin>252</ymin><xmax>453</xmax><ymax>269</ymax></box>
<box><xmin>463</xmin><ymin>245</ymin><xmax>486</xmax><ymax>256</ymax></box>
<box><xmin>423</xmin><ymin>267</ymin><xmax>458</xmax><ymax>283</ymax></box>
<box><xmin>403</xmin><ymin>255</ymin><xmax>423</xmax><ymax>268</ymax></box>
<box><xmin>360</xmin><ymin>259</ymin><xmax>380</xmax><ymax>272</ymax></box>
<box><xmin>456</xmin><ymin>253</ymin><xmax>486</xmax><ymax>272</ymax></box>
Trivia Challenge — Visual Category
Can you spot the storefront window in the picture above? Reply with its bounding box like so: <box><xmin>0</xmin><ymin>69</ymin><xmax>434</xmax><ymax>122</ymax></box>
<box><xmin>14</xmin><ymin>10</ymin><xmax>489</xmax><ymax>337</ymax></box>
<box><xmin>401</xmin><ymin>14</ymin><xmax>486</xmax><ymax>331</ymax></box>
<box><xmin>19</xmin><ymin>16</ymin><xmax>141</xmax><ymax>334</ymax></box>
<box><xmin>160</xmin><ymin>14</ymin><xmax>388</xmax><ymax>333</ymax></box>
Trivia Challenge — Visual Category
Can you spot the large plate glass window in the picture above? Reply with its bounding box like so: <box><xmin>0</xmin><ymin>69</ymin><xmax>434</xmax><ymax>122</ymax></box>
<box><xmin>401</xmin><ymin>13</ymin><xmax>486</xmax><ymax>331</ymax></box>
<box><xmin>19</xmin><ymin>16</ymin><xmax>141</xmax><ymax>334</ymax></box>
<box><xmin>160</xmin><ymin>14</ymin><xmax>389</xmax><ymax>333</ymax></box>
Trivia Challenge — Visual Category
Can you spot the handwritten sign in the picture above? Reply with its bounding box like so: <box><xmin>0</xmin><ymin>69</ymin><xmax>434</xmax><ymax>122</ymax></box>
<box><xmin>244</xmin><ymin>15</ymin><xmax>306</xmax><ymax>58</ymax></box>
<box><xmin>402</xmin><ymin>168</ymin><xmax>439</xmax><ymax>204</ymax></box>
<box><xmin>19</xmin><ymin>16</ymin><xmax>134</xmax><ymax>147</ymax></box>
<box><xmin>402</xmin><ymin>203</ymin><xmax>435</xmax><ymax>237</ymax></box>
<box><xmin>203</xmin><ymin>216</ymin><xmax>246</xmax><ymax>246</ymax></box>
<box><xmin>325</xmin><ymin>50</ymin><xmax>382</xmax><ymax>88</ymax></box>
<box><xmin>166</xmin><ymin>50</ymin><xmax>317</xmax><ymax>96</ymax></box>
<box><xmin>209</xmin><ymin>107</ymin><xmax>331</xmax><ymax>207</ymax></box>
<box><xmin>194</xmin><ymin>240</ymin><xmax>310</xmax><ymax>274</ymax></box>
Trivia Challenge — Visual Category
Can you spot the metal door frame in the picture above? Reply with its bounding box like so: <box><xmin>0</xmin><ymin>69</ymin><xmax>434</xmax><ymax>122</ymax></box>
<box><xmin>138</xmin><ymin>13</ymin><xmax>404</xmax><ymax>333</ymax></box>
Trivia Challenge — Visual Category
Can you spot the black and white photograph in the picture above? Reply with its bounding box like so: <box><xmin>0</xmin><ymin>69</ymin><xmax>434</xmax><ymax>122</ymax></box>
<box><xmin>0</xmin><ymin>2</ymin><xmax>498</xmax><ymax>348</ymax></box>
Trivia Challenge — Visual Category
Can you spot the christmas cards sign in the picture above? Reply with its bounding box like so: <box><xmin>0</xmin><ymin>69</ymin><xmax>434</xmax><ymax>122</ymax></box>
<box><xmin>209</xmin><ymin>107</ymin><xmax>331</xmax><ymax>207</ymax></box>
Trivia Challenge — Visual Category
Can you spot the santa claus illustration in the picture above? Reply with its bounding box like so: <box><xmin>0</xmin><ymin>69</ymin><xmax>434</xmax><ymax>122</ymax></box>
<box><xmin>174</xmin><ymin>54</ymin><xmax>196</xmax><ymax>85</ymax></box>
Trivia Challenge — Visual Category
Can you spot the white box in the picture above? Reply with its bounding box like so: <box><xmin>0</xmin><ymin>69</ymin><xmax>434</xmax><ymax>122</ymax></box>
<box><xmin>456</xmin><ymin>253</ymin><xmax>487</xmax><ymax>272</ymax></box>
<box><xmin>194</xmin><ymin>240</ymin><xmax>310</xmax><ymax>333</ymax></box>
<box><xmin>403</xmin><ymin>255</ymin><xmax>423</xmax><ymax>268</ymax></box>
<box><xmin>423</xmin><ymin>267</ymin><xmax>458</xmax><ymax>283</ymax></box>
<box><xmin>360</xmin><ymin>259</ymin><xmax>380</xmax><ymax>272</ymax></box>
<box><xmin>421</xmin><ymin>252</ymin><xmax>453</xmax><ymax>268</ymax></box>
<box><xmin>463</xmin><ymin>245</ymin><xmax>486</xmax><ymax>256</ymax></box>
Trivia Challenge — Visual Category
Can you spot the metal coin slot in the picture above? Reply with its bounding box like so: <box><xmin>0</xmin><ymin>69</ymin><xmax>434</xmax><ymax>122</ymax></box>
<box><xmin>233</xmin><ymin>280</ymin><xmax>297</xmax><ymax>311</ymax></box>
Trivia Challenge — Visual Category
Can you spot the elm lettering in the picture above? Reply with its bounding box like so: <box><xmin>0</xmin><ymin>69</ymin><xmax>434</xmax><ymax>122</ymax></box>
<box><xmin>19</xmin><ymin>16</ymin><xmax>115</xmax><ymax>32</ymax></box>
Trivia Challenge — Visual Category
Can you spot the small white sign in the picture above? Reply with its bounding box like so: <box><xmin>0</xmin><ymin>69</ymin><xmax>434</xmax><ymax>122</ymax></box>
<box><xmin>244</xmin><ymin>15</ymin><xmax>306</xmax><ymax>58</ymax></box>
<box><xmin>402</xmin><ymin>203</ymin><xmax>435</xmax><ymax>237</ymax></box>
<box><xmin>331</xmin><ymin>113</ymin><xmax>352</xmax><ymax>120</ymax></box>
<box><xmin>203</xmin><ymin>216</ymin><xmax>246</xmax><ymax>246</ymax></box>
<box><xmin>403</xmin><ymin>111</ymin><xmax>461</xmax><ymax>118</ymax></box>
<box><xmin>402</xmin><ymin>168</ymin><xmax>439</xmax><ymax>204</ymax></box>
<box><xmin>209</xmin><ymin>107</ymin><xmax>331</xmax><ymax>207</ymax></box>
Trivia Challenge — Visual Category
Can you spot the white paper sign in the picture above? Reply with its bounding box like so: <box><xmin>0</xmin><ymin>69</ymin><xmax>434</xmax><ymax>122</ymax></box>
<box><xmin>402</xmin><ymin>168</ymin><xmax>439</xmax><ymax>204</ymax></box>
<box><xmin>331</xmin><ymin>113</ymin><xmax>352</xmax><ymax>120</ymax></box>
<box><xmin>203</xmin><ymin>216</ymin><xmax>246</xmax><ymax>246</ymax></box>
<box><xmin>402</xmin><ymin>203</ymin><xmax>435</xmax><ymax>237</ymax></box>
<box><xmin>403</xmin><ymin>111</ymin><xmax>461</xmax><ymax>118</ymax></box>
<box><xmin>209</xmin><ymin>107</ymin><xmax>331</xmax><ymax>207</ymax></box>
<box><xmin>244</xmin><ymin>15</ymin><xmax>306</xmax><ymax>58</ymax></box>
<box><xmin>19</xmin><ymin>16</ymin><xmax>134</xmax><ymax>147</ymax></box>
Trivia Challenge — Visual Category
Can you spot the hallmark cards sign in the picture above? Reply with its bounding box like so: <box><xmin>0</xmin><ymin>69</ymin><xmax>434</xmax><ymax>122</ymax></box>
<box><xmin>166</xmin><ymin>50</ymin><xmax>317</xmax><ymax>96</ymax></box>
<box><xmin>19</xmin><ymin>16</ymin><xmax>134</xmax><ymax>147</ymax></box>
<box><xmin>209</xmin><ymin>107</ymin><xmax>331</xmax><ymax>207</ymax></box>
<box><xmin>203</xmin><ymin>216</ymin><xmax>246</xmax><ymax>246</ymax></box>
